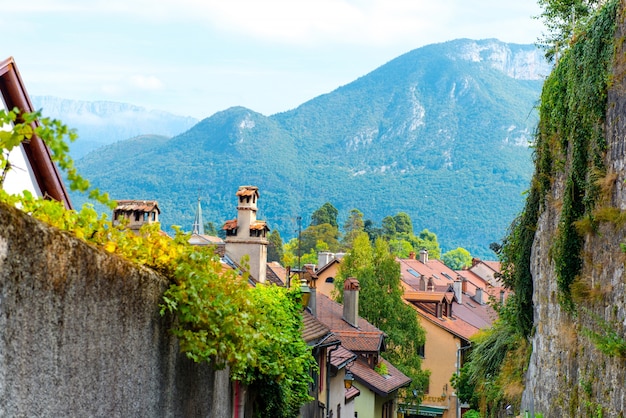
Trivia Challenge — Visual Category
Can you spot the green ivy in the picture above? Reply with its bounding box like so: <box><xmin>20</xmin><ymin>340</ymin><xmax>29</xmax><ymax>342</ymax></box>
<box><xmin>535</xmin><ymin>0</ymin><xmax>618</xmax><ymax>310</ymax></box>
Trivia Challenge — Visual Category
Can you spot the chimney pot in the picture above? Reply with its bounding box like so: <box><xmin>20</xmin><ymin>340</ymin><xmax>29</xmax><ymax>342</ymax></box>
<box><xmin>419</xmin><ymin>249</ymin><xmax>428</xmax><ymax>264</ymax></box>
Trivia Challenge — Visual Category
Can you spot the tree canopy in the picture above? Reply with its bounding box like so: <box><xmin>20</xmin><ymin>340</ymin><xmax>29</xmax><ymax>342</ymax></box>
<box><xmin>335</xmin><ymin>233</ymin><xmax>429</xmax><ymax>398</ymax></box>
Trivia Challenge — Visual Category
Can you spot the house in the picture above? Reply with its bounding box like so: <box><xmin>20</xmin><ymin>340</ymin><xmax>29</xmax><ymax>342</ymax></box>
<box><xmin>315</xmin><ymin>278</ymin><xmax>412</xmax><ymax>418</ymax></box>
<box><xmin>398</xmin><ymin>250</ymin><xmax>499</xmax><ymax>418</ymax></box>
<box><xmin>112</xmin><ymin>199</ymin><xmax>161</xmax><ymax>232</ymax></box>
<box><xmin>315</xmin><ymin>251</ymin><xmax>345</xmax><ymax>298</ymax></box>
<box><xmin>0</xmin><ymin>56</ymin><xmax>72</xmax><ymax>208</ymax></box>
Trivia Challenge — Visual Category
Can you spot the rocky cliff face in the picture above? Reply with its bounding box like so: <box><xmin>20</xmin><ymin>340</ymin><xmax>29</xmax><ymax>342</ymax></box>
<box><xmin>451</xmin><ymin>39</ymin><xmax>551</xmax><ymax>80</ymax></box>
<box><xmin>521</xmin><ymin>2</ymin><xmax>626</xmax><ymax>416</ymax></box>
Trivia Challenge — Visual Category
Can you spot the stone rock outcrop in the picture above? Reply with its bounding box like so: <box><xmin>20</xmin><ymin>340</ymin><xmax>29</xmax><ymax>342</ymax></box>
<box><xmin>0</xmin><ymin>202</ymin><xmax>230</xmax><ymax>417</ymax></box>
<box><xmin>521</xmin><ymin>3</ymin><xmax>626</xmax><ymax>415</ymax></box>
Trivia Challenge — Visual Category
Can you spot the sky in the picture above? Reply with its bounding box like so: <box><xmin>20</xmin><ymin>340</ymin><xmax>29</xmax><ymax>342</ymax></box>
<box><xmin>5</xmin><ymin>0</ymin><xmax>545</xmax><ymax>119</ymax></box>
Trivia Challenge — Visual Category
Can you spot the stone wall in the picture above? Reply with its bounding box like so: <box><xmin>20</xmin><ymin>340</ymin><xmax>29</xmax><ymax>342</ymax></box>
<box><xmin>0</xmin><ymin>202</ymin><xmax>231</xmax><ymax>417</ymax></box>
<box><xmin>521</xmin><ymin>3</ymin><xmax>626</xmax><ymax>415</ymax></box>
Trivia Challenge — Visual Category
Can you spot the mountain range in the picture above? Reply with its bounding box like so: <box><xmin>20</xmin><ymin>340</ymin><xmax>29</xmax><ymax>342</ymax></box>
<box><xmin>31</xmin><ymin>96</ymin><xmax>198</xmax><ymax>159</ymax></box>
<box><xmin>68</xmin><ymin>38</ymin><xmax>551</xmax><ymax>258</ymax></box>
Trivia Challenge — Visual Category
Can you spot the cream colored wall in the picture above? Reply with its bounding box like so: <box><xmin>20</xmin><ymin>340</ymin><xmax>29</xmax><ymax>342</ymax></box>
<box><xmin>418</xmin><ymin>315</ymin><xmax>459</xmax><ymax>418</ymax></box>
<box><xmin>316</xmin><ymin>262</ymin><xmax>340</xmax><ymax>298</ymax></box>
<box><xmin>353</xmin><ymin>384</ymin><xmax>376</xmax><ymax>418</ymax></box>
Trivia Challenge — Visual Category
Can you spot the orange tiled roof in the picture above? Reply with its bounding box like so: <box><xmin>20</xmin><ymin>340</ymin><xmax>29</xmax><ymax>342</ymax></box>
<box><xmin>115</xmin><ymin>199</ymin><xmax>160</xmax><ymax>213</ymax></box>
<box><xmin>235</xmin><ymin>186</ymin><xmax>258</xmax><ymax>197</ymax></box>
<box><xmin>302</xmin><ymin>310</ymin><xmax>332</xmax><ymax>344</ymax></box>
<box><xmin>352</xmin><ymin>357</ymin><xmax>411</xmax><ymax>396</ymax></box>
<box><xmin>250</xmin><ymin>220</ymin><xmax>268</xmax><ymax>230</ymax></box>
<box><xmin>222</xmin><ymin>219</ymin><xmax>237</xmax><ymax>230</ymax></box>
<box><xmin>316</xmin><ymin>293</ymin><xmax>382</xmax><ymax>336</ymax></box>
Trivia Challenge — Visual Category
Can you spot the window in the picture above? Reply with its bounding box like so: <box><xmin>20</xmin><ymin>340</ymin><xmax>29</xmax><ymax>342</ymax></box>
<box><xmin>417</xmin><ymin>343</ymin><xmax>425</xmax><ymax>358</ymax></box>
<box><xmin>325</xmin><ymin>277</ymin><xmax>335</xmax><ymax>283</ymax></box>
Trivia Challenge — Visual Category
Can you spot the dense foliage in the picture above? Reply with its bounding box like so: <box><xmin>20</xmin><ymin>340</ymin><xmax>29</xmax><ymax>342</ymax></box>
<box><xmin>1</xmin><ymin>110</ymin><xmax>315</xmax><ymax>417</ymax></box>
<box><xmin>334</xmin><ymin>233</ymin><xmax>430</xmax><ymax>400</ymax></box>
<box><xmin>72</xmin><ymin>39</ymin><xmax>544</xmax><ymax>258</ymax></box>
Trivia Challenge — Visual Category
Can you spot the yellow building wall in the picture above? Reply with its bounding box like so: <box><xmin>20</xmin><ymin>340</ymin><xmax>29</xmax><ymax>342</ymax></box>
<box><xmin>418</xmin><ymin>315</ymin><xmax>460</xmax><ymax>418</ymax></box>
<box><xmin>353</xmin><ymin>383</ymin><xmax>377</xmax><ymax>418</ymax></box>
<box><xmin>316</xmin><ymin>262</ymin><xmax>340</xmax><ymax>298</ymax></box>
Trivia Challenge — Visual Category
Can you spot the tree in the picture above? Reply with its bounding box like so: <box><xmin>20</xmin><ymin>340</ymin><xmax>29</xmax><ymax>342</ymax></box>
<box><xmin>300</xmin><ymin>223</ymin><xmax>340</xmax><ymax>254</ymax></box>
<box><xmin>394</xmin><ymin>212</ymin><xmax>413</xmax><ymax>235</ymax></box>
<box><xmin>536</xmin><ymin>0</ymin><xmax>602</xmax><ymax>59</ymax></box>
<box><xmin>382</xmin><ymin>215</ymin><xmax>397</xmax><ymax>238</ymax></box>
<box><xmin>364</xmin><ymin>219</ymin><xmax>384</xmax><ymax>242</ymax></box>
<box><xmin>442</xmin><ymin>247</ymin><xmax>472</xmax><ymax>270</ymax></box>
<box><xmin>203</xmin><ymin>221</ymin><xmax>219</xmax><ymax>237</ymax></box>
<box><xmin>267</xmin><ymin>230</ymin><xmax>284</xmax><ymax>263</ymax></box>
<box><xmin>336</xmin><ymin>233</ymin><xmax>429</xmax><ymax>398</ymax></box>
<box><xmin>310</xmin><ymin>202</ymin><xmax>338</xmax><ymax>228</ymax></box>
<box><xmin>414</xmin><ymin>229</ymin><xmax>441</xmax><ymax>259</ymax></box>
<box><xmin>342</xmin><ymin>208</ymin><xmax>364</xmax><ymax>249</ymax></box>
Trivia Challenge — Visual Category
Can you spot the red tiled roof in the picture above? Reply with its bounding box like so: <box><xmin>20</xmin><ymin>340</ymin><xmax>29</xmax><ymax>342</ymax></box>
<box><xmin>404</xmin><ymin>291</ymin><xmax>454</xmax><ymax>304</ymax></box>
<box><xmin>334</xmin><ymin>330</ymin><xmax>383</xmax><ymax>353</ymax></box>
<box><xmin>235</xmin><ymin>186</ymin><xmax>258</xmax><ymax>197</ymax></box>
<box><xmin>329</xmin><ymin>345</ymin><xmax>356</xmax><ymax>368</ymax></box>
<box><xmin>250</xmin><ymin>220</ymin><xmax>268</xmax><ymax>230</ymax></box>
<box><xmin>222</xmin><ymin>219</ymin><xmax>237</xmax><ymax>230</ymax></box>
<box><xmin>115</xmin><ymin>199</ymin><xmax>160</xmax><ymax>213</ymax></box>
<box><xmin>352</xmin><ymin>357</ymin><xmax>411</xmax><ymax>396</ymax></box>
<box><xmin>266</xmin><ymin>262</ymin><xmax>286</xmax><ymax>286</ymax></box>
<box><xmin>345</xmin><ymin>385</ymin><xmax>360</xmax><ymax>401</ymax></box>
<box><xmin>316</xmin><ymin>293</ymin><xmax>382</xmax><ymax>336</ymax></box>
<box><xmin>302</xmin><ymin>311</ymin><xmax>332</xmax><ymax>344</ymax></box>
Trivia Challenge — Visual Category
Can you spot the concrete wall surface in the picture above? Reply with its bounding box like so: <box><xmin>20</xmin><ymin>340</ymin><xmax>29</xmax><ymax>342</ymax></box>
<box><xmin>0</xmin><ymin>202</ymin><xmax>231</xmax><ymax>417</ymax></box>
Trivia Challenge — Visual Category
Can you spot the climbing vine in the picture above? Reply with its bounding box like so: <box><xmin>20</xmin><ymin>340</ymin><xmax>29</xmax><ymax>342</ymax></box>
<box><xmin>536</xmin><ymin>0</ymin><xmax>618</xmax><ymax>310</ymax></box>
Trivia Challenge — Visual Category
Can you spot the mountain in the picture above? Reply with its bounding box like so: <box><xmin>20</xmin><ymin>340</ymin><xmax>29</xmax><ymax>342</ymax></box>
<box><xmin>31</xmin><ymin>96</ymin><xmax>198</xmax><ymax>158</ymax></box>
<box><xmin>73</xmin><ymin>39</ymin><xmax>551</xmax><ymax>258</ymax></box>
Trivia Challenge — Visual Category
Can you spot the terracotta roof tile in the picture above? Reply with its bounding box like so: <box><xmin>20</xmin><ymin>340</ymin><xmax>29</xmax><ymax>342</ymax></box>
<box><xmin>352</xmin><ymin>357</ymin><xmax>411</xmax><ymax>396</ymax></box>
<box><xmin>302</xmin><ymin>311</ymin><xmax>332</xmax><ymax>344</ymax></box>
<box><xmin>329</xmin><ymin>345</ymin><xmax>356</xmax><ymax>368</ymax></box>
<box><xmin>222</xmin><ymin>219</ymin><xmax>237</xmax><ymax>230</ymax></box>
<box><xmin>345</xmin><ymin>385</ymin><xmax>360</xmax><ymax>401</ymax></box>
<box><xmin>115</xmin><ymin>199</ymin><xmax>160</xmax><ymax>213</ymax></box>
<box><xmin>235</xmin><ymin>186</ymin><xmax>259</xmax><ymax>197</ymax></box>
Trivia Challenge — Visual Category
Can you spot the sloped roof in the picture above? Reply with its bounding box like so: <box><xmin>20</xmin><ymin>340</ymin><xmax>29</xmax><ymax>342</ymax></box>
<box><xmin>316</xmin><ymin>293</ymin><xmax>382</xmax><ymax>336</ymax></box>
<box><xmin>329</xmin><ymin>345</ymin><xmax>356</xmax><ymax>368</ymax></box>
<box><xmin>399</xmin><ymin>256</ymin><xmax>497</xmax><ymax>341</ymax></box>
<box><xmin>333</xmin><ymin>330</ymin><xmax>384</xmax><ymax>353</ymax></box>
<box><xmin>221</xmin><ymin>219</ymin><xmax>269</xmax><ymax>231</ymax></box>
<box><xmin>352</xmin><ymin>357</ymin><xmax>411</xmax><ymax>396</ymax></box>
<box><xmin>266</xmin><ymin>262</ymin><xmax>286</xmax><ymax>286</ymax></box>
<box><xmin>236</xmin><ymin>185</ymin><xmax>258</xmax><ymax>197</ymax></box>
<box><xmin>0</xmin><ymin>57</ymin><xmax>72</xmax><ymax>209</ymax></box>
<box><xmin>302</xmin><ymin>310</ymin><xmax>333</xmax><ymax>344</ymax></box>
<box><xmin>115</xmin><ymin>200</ymin><xmax>160</xmax><ymax>213</ymax></box>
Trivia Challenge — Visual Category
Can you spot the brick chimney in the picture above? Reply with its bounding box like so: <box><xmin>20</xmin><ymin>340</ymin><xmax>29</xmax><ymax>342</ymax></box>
<box><xmin>409</xmin><ymin>251</ymin><xmax>416</xmax><ymax>260</ymax></box>
<box><xmin>343</xmin><ymin>278</ymin><xmax>360</xmax><ymax>328</ymax></box>
<box><xmin>419</xmin><ymin>249</ymin><xmax>428</xmax><ymax>264</ymax></box>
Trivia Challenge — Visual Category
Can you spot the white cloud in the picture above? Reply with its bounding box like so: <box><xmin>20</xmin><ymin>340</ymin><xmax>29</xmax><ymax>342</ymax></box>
<box><xmin>129</xmin><ymin>75</ymin><xmax>164</xmax><ymax>91</ymax></box>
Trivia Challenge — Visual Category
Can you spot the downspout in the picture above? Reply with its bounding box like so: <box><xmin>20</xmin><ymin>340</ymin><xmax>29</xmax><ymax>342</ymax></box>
<box><xmin>326</xmin><ymin>343</ymin><xmax>340</xmax><ymax>418</ymax></box>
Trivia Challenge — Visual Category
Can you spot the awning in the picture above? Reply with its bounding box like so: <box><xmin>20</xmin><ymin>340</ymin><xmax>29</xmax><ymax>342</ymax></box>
<box><xmin>399</xmin><ymin>404</ymin><xmax>447</xmax><ymax>417</ymax></box>
<box><xmin>417</xmin><ymin>405</ymin><xmax>446</xmax><ymax>417</ymax></box>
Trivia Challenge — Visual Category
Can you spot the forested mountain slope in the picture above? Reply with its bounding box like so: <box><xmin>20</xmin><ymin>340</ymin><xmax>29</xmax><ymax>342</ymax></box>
<box><xmin>73</xmin><ymin>39</ymin><xmax>549</xmax><ymax>257</ymax></box>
